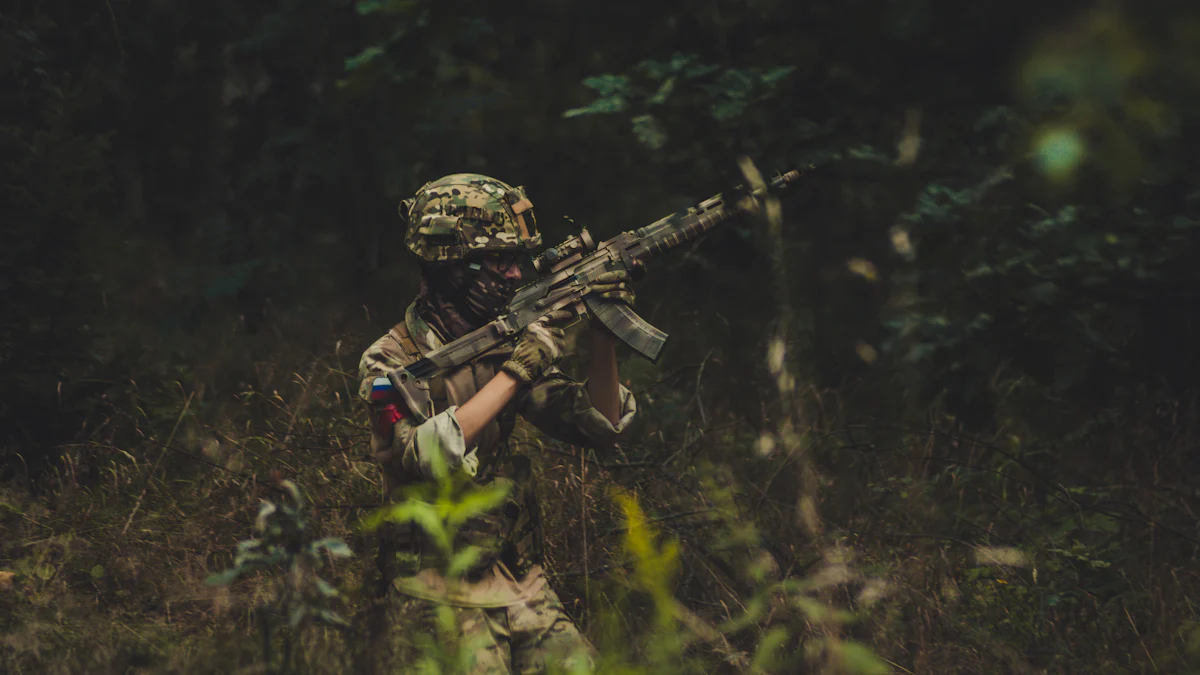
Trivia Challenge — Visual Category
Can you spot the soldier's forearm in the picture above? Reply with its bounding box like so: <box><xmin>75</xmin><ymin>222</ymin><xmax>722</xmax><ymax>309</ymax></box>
<box><xmin>457</xmin><ymin>370</ymin><xmax>522</xmax><ymax>448</ymax></box>
<box><xmin>587</xmin><ymin>326</ymin><xmax>621</xmax><ymax>425</ymax></box>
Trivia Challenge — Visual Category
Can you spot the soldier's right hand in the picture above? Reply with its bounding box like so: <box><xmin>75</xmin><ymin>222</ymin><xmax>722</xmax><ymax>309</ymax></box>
<box><xmin>501</xmin><ymin>310</ymin><xmax>572</xmax><ymax>384</ymax></box>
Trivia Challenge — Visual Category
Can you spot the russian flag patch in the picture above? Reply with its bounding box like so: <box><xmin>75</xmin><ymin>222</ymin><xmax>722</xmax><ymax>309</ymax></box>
<box><xmin>370</xmin><ymin>376</ymin><xmax>399</xmax><ymax>402</ymax></box>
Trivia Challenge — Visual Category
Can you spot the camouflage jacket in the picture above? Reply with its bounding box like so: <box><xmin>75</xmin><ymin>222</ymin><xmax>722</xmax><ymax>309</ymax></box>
<box><xmin>358</xmin><ymin>302</ymin><xmax>636</xmax><ymax>607</ymax></box>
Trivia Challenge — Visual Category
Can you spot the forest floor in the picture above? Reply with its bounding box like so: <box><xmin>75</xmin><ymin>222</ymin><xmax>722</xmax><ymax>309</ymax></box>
<box><xmin>2</xmin><ymin>326</ymin><xmax>1198</xmax><ymax>675</ymax></box>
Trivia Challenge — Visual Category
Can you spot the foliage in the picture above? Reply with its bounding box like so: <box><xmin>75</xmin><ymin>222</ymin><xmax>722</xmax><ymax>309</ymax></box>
<box><xmin>878</xmin><ymin>7</ymin><xmax>1200</xmax><ymax>429</ymax></box>
<box><xmin>206</xmin><ymin>480</ymin><xmax>353</xmax><ymax>672</ymax></box>
<box><xmin>563</xmin><ymin>53</ymin><xmax>795</xmax><ymax>151</ymax></box>
<box><xmin>204</xmin><ymin>478</ymin><xmax>352</xmax><ymax>667</ymax></box>
<box><xmin>356</xmin><ymin>442</ymin><xmax>515</xmax><ymax>675</ymax></box>
<box><xmin>2</xmin><ymin>0</ymin><xmax>1200</xmax><ymax>673</ymax></box>
<box><xmin>359</xmin><ymin>439</ymin><xmax>511</xmax><ymax>579</ymax></box>
<box><xmin>0</xmin><ymin>355</ymin><xmax>375</xmax><ymax>674</ymax></box>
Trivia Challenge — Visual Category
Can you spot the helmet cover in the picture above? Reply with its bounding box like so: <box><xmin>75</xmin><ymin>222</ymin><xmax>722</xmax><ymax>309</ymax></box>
<box><xmin>402</xmin><ymin>173</ymin><xmax>541</xmax><ymax>263</ymax></box>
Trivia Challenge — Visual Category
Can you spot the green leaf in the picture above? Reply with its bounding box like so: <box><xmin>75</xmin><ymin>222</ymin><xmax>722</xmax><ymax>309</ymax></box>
<box><xmin>847</xmin><ymin>145</ymin><xmax>893</xmax><ymax>164</ymax></box>
<box><xmin>255</xmin><ymin>501</ymin><xmax>277</xmax><ymax>533</ymax></box>
<box><xmin>683</xmin><ymin>62</ymin><xmax>720</xmax><ymax>79</ymax></box>
<box><xmin>647</xmin><ymin>77</ymin><xmax>676</xmax><ymax>105</ymax></box>
<box><xmin>563</xmin><ymin>96</ymin><xmax>627</xmax><ymax>118</ymax></box>
<box><xmin>837</xmin><ymin>640</ymin><xmax>891</xmax><ymax>674</ymax></box>
<box><xmin>235</xmin><ymin>545</ymin><xmax>271</xmax><ymax>567</ymax></box>
<box><xmin>632</xmin><ymin>115</ymin><xmax>667</xmax><ymax>150</ymax></box>
<box><xmin>356</xmin><ymin>0</ymin><xmax>418</xmax><ymax>15</ymax></box>
<box><xmin>445</xmin><ymin>483</ymin><xmax>511</xmax><ymax>528</ymax></box>
<box><xmin>237</xmin><ymin>538</ymin><xmax>264</xmax><ymax>553</ymax></box>
<box><xmin>714</xmin><ymin>69</ymin><xmax>754</xmax><ymax>97</ymax></box>
<box><xmin>315</xmin><ymin>578</ymin><xmax>341</xmax><ymax>598</ymax></box>
<box><xmin>793</xmin><ymin>596</ymin><xmax>828</xmax><ymax>621</ymax></box>
<box><xmin>310</xmin><ymin>538</ymin><xmax>353</xmax><ymax>558</ymax></box>
<box><xmin>1089</xmin><ymin>513</ymin><xmax>1120</xmax><ymax>533</ymax></box>
<box><xmin>89</xmin><ymin>564</ymin><xmax>105</xmax><ymax>580</ymax></box>
<box><xmin>315</xmin><ymin>609</ymin><xmax>350</xmax><ymax>628</ymax></box>
<box><xmin>637</xmin><ymin>53</ymin><xmax>700</xmax><ymax>80</ymax></box>
<box><xmin>289</xmin><ymin>606</ymin><xmax>306</xmax><ymax>629</ymax></box>
<box><xmin>752</xmin><ymin>626</ymin><xmax>789</xmax><ymax>670</ymax></box>
<box><xmin>425</xmin><ymin>438</ymin><xmax>450</xmax><ymax>482</ymax></box>
<box><xmin>581</xmin><ymin>74</ymin><xmax>629</xmax><ymax>96</ymax></box>
<box><xmin>356</xmin><ymin>0</ymin><xmax>386</xmax><ymax>14</ymax></box>
<box><xmin>363</xmin><ymin>501</ymin><xmax>451</xmax><ymax>553</ymax></box>
<box><xmin>434</xmin><ymin>604</ymin><xmax>457</xmax><ymax>633</ymax></box>
<box><xmin>344</xmin><ymin>46</ymin><xmax>385</xmax><ymax>73</ymax></box>
<box><xmin>710</xmin><ymin>99</ymin><xmax>747</xmax><ymax>121</ymax></box>
<box><xmin>761</xmin><ymin>66</ymin><xmax>796</xmax><ymax>85</ymax></box>
<box><xmin>243</xmin><ymin>548</ymin><xmax>286</xmax><ymax>568</ymax></box>
<box><xmin>279</xmin><ymin>480</ymin><xmax>304</xmax><ymax>509</ymax></box>
<box><xmin>447</xmin><ymin>547</ymin><xmax>485</xmax><ymax>578</ymax></box>
<box><xmin>406</xmin><ymin>503</ymin><xmax>448</xmax><ymax>542</ymax></box>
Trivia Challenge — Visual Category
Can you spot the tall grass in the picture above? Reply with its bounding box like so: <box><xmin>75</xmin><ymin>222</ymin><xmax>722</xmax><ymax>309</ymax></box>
<box><xmin>2</xmin><ymin>177</ymin><xmax>1198</xmax><ymax>674</ymax></box>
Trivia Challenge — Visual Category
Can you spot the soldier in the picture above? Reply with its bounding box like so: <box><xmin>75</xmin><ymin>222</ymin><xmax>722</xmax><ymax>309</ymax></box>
<box><xmin>358</xmin><ymin>173</ymin><xmax>638</xmax><ymax>674</ymax></box>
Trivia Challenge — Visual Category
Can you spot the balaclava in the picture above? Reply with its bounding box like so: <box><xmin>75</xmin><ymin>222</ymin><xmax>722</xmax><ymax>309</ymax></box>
<box><xmin>416</xmin><ymin>259</ymin><xmax>520</xmax><ymax>341</ymax></box>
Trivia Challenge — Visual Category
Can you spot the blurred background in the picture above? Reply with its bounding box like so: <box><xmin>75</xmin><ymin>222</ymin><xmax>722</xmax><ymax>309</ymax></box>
<box><xmin>3</xmin><ymin>0</ymin><xmax>1200</xmax><ymax>672</ymax></box>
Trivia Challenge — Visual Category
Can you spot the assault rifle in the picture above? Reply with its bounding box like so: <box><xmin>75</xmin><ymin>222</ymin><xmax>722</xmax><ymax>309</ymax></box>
<box><xmin>387</xmin><ymin>170</ymin><xmax>801</xmax><ymax>417</ymax></box>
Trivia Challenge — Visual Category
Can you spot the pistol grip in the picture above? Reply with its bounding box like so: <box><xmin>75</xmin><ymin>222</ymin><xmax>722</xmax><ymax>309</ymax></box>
<box><xmin>584</xmin><ymin>295</ymin><xmax>668</xmax><ymax>363</ymax></box>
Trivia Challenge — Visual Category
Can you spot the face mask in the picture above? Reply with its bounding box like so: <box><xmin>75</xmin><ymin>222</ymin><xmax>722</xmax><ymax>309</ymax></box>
<box><xmin>463</xmin><ymin>263</ymin><xmax>519</xmax><ymax>320</ymax></box>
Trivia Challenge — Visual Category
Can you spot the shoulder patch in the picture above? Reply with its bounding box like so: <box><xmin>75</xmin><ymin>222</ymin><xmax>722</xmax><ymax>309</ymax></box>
<box><xmin>369</xmin><ymin>376</ymin><xmax>400</xmax><ymax>402</ymax></box>
<box><xmin>359</xmin><ymin>332</ymin><xmax>418</xmax><ymax>402</ymax></box>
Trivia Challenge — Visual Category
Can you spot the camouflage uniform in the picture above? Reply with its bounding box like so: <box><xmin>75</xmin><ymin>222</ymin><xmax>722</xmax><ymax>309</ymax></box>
<box><xmin>360</xmin><ymin>174</ymin><xmax>637</xmax><ymax>674</ymax></box>
<box><xmin>383</xmin><ymin>577</ymin><xmax>596</xmax><ymax>674</ymax></box>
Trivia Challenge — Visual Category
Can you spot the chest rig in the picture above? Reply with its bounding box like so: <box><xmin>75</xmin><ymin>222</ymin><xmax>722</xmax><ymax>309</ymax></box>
<box><xmin>381</xmin><ymin>317</ymin><xmax>543</xmax><ymax>578</ymax></box>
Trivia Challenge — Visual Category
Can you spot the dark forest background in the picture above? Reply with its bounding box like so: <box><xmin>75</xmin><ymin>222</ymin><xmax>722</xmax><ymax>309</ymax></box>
<box><xmin>3</xmin><ymin>0</ymin><xmax>1200</xmax><ymax>673</ymax></box>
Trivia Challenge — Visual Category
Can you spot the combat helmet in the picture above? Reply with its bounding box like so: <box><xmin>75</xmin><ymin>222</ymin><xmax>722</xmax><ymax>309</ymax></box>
<box><xmin>401</xmin><ymin>173</ymin><xmax>541</xmax><ymax>263</ymax></box>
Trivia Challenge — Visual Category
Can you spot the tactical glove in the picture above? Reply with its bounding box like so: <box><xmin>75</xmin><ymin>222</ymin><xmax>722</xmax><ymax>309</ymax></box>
<box><xmin>502</xmin><ymin>309</ymin><xmax>572</xmax><ymax>384</ymax></box>
<box><xmin>589</xmin><ymin>269</ymin><xmax>636</xmax><ymax>307</ymax></box>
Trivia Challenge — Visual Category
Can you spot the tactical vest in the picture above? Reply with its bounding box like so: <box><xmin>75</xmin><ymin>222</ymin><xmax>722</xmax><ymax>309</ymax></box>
<box><xmin>378</xmin><ymin>318</ymin><xmax>544</xmax><ymax>580</ymax></box>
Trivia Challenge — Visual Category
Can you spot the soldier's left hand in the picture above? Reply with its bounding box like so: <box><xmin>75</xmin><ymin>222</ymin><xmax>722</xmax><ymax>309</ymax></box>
<box><xmin>589</xmin><ymin>269</ymin><xmax>636</xmax><ymax>308</ymax></box>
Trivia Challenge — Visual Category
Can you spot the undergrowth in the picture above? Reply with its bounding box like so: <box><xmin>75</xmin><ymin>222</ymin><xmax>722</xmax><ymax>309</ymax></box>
<box><xmin>2</xmin><ymin>236</ymin><xmax>1199</xmax><ymax>673</ymax></box>
<box><xmin>2</xmin><ymin>326</ymin><xmax>1199</xmax><ymax>673</ymax></box>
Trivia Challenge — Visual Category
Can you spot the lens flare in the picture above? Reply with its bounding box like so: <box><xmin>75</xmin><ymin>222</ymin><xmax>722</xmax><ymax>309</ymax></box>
<box><xmin>1033</xmin><ymin>126</ymin><xmax>1087</xmax><ymax>181</ymax></box>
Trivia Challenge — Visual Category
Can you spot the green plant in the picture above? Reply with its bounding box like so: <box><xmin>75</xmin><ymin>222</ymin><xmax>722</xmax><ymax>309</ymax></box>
<box><xmin>206</xmin><ymin>480</ymin><xmax>353</xmax><ymax>673</ymax></box>
<box><xmin>358</xmin><ymin>445</ymin><xmax>513</xmax><ymax>675</ymax></box>
<box><xmin>563</xmin><ymin>52</ymin><xmax>795</xmax><ymax>152</ymax></box>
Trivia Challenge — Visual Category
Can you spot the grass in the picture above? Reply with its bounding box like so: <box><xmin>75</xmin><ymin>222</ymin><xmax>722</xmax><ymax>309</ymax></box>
<box><xmin>1</xmin><ymin>317</ymin><xmax>1198</xmax><ymax>674</ymax></box>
